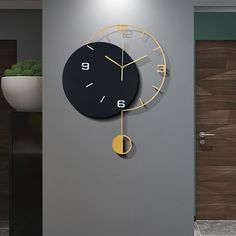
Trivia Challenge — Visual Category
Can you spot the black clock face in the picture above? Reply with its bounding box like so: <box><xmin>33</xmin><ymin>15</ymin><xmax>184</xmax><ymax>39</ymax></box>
<box><xmin>62</xmin><ymin>42</ymin><xmax>139</xmax><ymax>118</ymax></box>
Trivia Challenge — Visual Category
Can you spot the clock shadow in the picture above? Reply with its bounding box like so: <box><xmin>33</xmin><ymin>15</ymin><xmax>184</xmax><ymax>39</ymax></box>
<box><xmin>118</xmin><ymin>141</ymin><xmax>137</xmax><ymax>160</ymax></box>
<box><xmin>122</xmin><ymin>53</ymin><xmax>170</xmax><ymax>156</ymax></box>
<box><xmin>128</xmin><ymin>50</ymin><xmax>171</xmax><ymax>117</ymax></box>
<box><xmin>136</xmin><ymin>57</ymin><xmax>152</xmax><ymax>67</ymax></box>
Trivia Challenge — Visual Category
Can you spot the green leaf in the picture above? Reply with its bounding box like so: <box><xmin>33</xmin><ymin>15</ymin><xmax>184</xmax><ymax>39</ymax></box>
<box><xmin>4</xmin><ymin>69</ymin><xmax>13</xmax><ymax>76</ymax></box>
<box><xmin>3</xmin><ymin>60</ymin><xmax>42</xmax><ymax>77</ymax></box>
<box><xmin>22</xmin><ymin>69</ymin><xmax>32</xmax><ymax>76</ymax></box>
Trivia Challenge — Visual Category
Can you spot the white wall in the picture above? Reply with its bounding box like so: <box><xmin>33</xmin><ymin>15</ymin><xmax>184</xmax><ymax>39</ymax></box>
<box><xmin>43</xmin><ymin>1</ymin><xmax>194</xmax><ymax>235</ymax></box>
<box><xmin>43</xmin><ymin>1</ymin><xmax>236</xmax><ymax>236</ymax></box>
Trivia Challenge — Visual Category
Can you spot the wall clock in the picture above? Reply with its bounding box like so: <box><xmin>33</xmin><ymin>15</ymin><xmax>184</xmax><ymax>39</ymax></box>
<box><xmin>63</xmin><ymin>24</ymin><xmax>167</xmax><ymax>156</ymax></box>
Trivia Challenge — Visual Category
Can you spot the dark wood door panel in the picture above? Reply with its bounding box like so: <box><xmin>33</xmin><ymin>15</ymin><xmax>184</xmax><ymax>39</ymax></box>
<box><xmin>0</xmin><ymin>41</ymin><xmax>16</xmax><ymax>112</ymax></box>
<box><xmin>0</xmin><ymin>41</ymin><xmax>16</xmax><ymax>76</ymax></box>
<box><xmin>10</xmin><ymin>113</ymin><xmax>42</xmax><ymax>236</ymax></box>
<box><xmin>196</xmin><ymin>40</ymin><xmax>236</xmax><ymax>219</ymax></box>
<box><xmin>0</xmin><ymin>40</ymin><xmax>17</xmax><ymax>220</ymax></box>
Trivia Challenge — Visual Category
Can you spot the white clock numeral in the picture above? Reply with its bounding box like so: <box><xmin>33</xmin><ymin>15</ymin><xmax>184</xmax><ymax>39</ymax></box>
<box><xmin>117</xmin><ymin>100</ymin><xmax>126</xmax><ymax>108</ymax></box>
<box><xmin>123</xmin><ymin>30</ymin><xmax>133</xmax><ymax>38</ymax></box>
<box><xmin>82</xmin><ymin>62</ymin><xmax>90</xmax><ymax>70</ymax></box>
<box><xmin>117</xmin><ymin>24</ymin><xmax>128</xmax><ymax>32</ymax></box>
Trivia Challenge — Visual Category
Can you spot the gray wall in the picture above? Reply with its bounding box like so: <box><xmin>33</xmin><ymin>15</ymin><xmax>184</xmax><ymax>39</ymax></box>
<box><xmin>0</xmin><ymin>1</ymin><xmax>42</xmax><ymax>9</ymax></box>
<box><xmin>0</xmin><ymin>10</ymin><xmax>42</xmax><ymax>61</ymax></box>
<box><xmin>43</xmin><ymin>0</ymin><xmax>194</xmax><ymax>235</ymax></box>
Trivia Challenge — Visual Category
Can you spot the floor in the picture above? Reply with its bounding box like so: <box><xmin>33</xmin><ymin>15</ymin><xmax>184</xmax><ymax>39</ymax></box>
<box><xmin>0</xmin><ymin>221</ymin><xmax>8</xmax><ymax>236</ymax></box>
<box><xmin>195</xmin><ymin>221</ymin><xmax>236</xmax><ymax>236</ymax></box>
<box><xmin>1</xmin><ymin>220</ymin><xmax>236</xmax><ymax>235</ymax></box>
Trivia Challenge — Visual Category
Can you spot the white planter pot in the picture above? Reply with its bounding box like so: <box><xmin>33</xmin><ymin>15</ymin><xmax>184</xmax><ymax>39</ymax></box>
<box><xmin>1</xmin><ymin>76</ymin><xmax>42</xmax><ymax>112</ymax></box>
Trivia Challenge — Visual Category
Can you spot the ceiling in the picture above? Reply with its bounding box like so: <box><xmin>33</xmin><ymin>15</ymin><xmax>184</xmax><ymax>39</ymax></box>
<box><xmin>0</xmin><ymin>0</ymin><xmax>42</xmax><ymax>9</ymax></box>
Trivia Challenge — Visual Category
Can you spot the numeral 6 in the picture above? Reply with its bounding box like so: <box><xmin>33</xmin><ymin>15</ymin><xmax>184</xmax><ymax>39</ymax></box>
<box><xmin>117</xmin><ymin>100</ymin><xmax>126</xmax><ymax>108</ymax></box>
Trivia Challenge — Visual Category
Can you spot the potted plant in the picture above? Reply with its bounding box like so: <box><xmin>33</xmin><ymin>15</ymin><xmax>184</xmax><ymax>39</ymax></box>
<box><xmin>1</xmin><ymin>60</ymin><xmax>42</xmax><ymax>112</ymax></box>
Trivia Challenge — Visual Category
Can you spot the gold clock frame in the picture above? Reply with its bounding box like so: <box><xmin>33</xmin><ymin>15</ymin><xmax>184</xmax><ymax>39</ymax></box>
<box><xmin>87</xmin><ymin>24</ymin><xmax>167</xmax><ymax>156</ymax></box>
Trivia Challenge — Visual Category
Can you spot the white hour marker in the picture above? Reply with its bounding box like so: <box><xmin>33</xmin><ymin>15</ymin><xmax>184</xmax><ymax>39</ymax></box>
<box><xmin>152</xmin><ymin>85</ymin><xmax>160</xmax><ymax>91</ymax></box>
<box><xmin>85</xmin><ymin>83</ymin><xmax>93</xmax><ymax>88</ymax></box>
<box><xmin>152</xmin><ymin>85</ymin><xmax>163</xmax><ymax>94</ymax></box>
<box><xmin>87</xmin><ymin>45</ymin><xmax>94</xmax><ymax>50</ymax></box>
<box><xmin>105</xmin><ymin>35</ymin><xmax>111</xmax><ymax>42</ymax></box>
<box><xmin>100</xmin><ymin>96</ymin><xmax>105</xmax><ymax>103</ymax></box>
<box><xmin>153</xmin><ymin>46</ymin><xmax>160</xmax><ymax>51</ymax></box>
<box><xmin>139</xmin><ymin>98</ymin><xmax>145</xmax><ymax>106</ymax></box>
<box><xmin>139</xmin><ymin>31</ymin><xmax>145</xmax><ymax>38</ymax></box>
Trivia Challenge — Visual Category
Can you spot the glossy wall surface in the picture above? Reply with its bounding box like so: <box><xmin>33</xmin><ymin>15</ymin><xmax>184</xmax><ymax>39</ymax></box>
<box><xmin>0</xmin><ymin>10</ymin><xmax>42</xmax><ymax>61</ymax></box>
<box><xmin>43</xmin><ymin>1</ymin><xmax>194</xmax><ymax>235</ymax></box>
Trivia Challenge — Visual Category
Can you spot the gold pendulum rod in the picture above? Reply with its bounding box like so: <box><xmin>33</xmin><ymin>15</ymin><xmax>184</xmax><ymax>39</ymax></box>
<box><xmin>112</xmin><ymin>110</ymin><xmax>132</xmax><ymax>155</ymax></box>
<box><xmin>121</xmin><ymin>110</ymin><xmax>124</xmax><ymax>135</ymax></box>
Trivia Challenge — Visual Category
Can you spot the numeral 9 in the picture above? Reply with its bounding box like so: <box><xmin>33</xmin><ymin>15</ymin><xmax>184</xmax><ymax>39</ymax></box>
<box><xmin>82</xmin><ymin>62</ymin><xmax>90</xmax><ymax>70</ymax></box>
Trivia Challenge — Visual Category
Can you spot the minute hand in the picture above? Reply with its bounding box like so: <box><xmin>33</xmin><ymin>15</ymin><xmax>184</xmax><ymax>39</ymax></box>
<box><xmin>123</xmin><ymin>55</ymin><xmax>148</xmax><ymax>68</ymax></box>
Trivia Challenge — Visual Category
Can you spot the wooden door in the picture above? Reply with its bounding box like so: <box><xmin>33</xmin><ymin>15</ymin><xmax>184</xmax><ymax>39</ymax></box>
<box><xmin>10</xmin><ymin>113</ymin><xmax>42</xmax><ymax>236</ymax></box>
<box><xmin>196</xmin><ymin>41</ymin><xmax>236</xmax><ymax>219</ymax></box>
<box><xmin>0</xmin><ymin>40</ymin><xmax>16</xmax><ymax>220</ymax></box>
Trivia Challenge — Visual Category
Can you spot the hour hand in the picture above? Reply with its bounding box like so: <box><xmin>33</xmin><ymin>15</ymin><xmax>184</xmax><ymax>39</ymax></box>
<box><xmin>105</xmin><ymin>55</ymin><xmax>122</xmax><ymax>68</ymax></box>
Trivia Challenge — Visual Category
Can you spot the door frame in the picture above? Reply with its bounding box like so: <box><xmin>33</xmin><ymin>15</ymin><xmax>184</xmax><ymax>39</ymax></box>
<box><xmin>194</xmin><ymin>5</ymin><xmax>236</xmax><ymax>220</ymax></box>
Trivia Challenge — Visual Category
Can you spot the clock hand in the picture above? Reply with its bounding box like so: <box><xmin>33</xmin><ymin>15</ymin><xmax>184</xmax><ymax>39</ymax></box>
<box><xmin>123</xmin><ymin>55</ymin><xmax>148</xmax><ymax>68</ymax></box>
<box><xmin>105</xmin><ymin>55</ymin><xmax>122</xmax><ymax>68</ymax></box>
<box><xmin>121</xmin><ymin>39</ymin><xmax>124</xmax><ymax>81</ymax></box>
